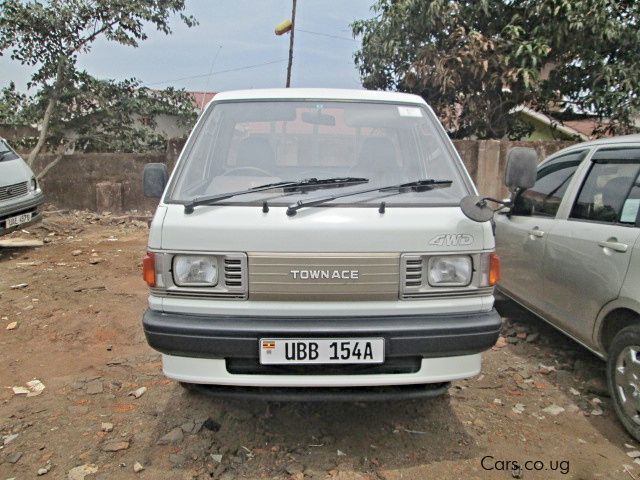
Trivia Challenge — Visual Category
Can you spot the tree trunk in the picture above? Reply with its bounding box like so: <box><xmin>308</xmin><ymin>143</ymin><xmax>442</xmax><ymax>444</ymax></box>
<box><xmin>27</xmin><ymin>59</ymin><xmax>65</xmax><ymax>169</ymax></box>
<box><xmin>36</xmin><ymin>140</ymin><xmax>71</xmax><ymax>181</ymax></box>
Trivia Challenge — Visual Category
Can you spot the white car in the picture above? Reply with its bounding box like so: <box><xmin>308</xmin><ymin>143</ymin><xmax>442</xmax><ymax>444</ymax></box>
<box><xmin>140</xmin><ymin>88</ymin><xmax>509</xmax><ymax>400</ymax></box>
<box><xmin>0</xmin><ymin>138</ymin><xmax>44</xmax><ymax>236</ymax></box>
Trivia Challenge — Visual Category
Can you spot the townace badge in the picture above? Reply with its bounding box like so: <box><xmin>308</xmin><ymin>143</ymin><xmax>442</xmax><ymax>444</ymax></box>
<box><xmin>290</xmin><ymin>269</ymin><xmax>360</xmax><ymax>280</ymax></box>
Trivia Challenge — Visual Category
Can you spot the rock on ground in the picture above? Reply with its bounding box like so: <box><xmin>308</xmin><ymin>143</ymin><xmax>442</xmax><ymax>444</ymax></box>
<box><xmin>68</xmin><ymin>464</ymin><xmax>98</xmax><ymax>480</ymax></box>
<box><xmin>157</xmin><ymin>427</ymin><xmax>184</xmax><ymax>445</ymax></box>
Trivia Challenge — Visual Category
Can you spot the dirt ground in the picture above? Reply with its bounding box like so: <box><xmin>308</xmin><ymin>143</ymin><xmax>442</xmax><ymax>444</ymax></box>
<box><xmin>0</xmin><ymin>209</ymin><xmax>639</xmax><ymax>480</ymax></box>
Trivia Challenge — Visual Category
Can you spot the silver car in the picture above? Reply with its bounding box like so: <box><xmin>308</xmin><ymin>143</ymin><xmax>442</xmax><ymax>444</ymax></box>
<box><xmin>0</xmin><ymin>138</ymin><xmax>44</xmax><ymax>236</ymax></box>
<box><xmin>496</xmin><ymin>134</ymin><xmax>640</xmax><ymax>440</ymax></box>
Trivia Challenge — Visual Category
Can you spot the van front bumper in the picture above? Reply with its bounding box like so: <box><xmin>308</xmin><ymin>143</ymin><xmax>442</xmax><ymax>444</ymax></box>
<box><xmin>143</xmin><ymin>308</ymin><xmax>501</xmax><ymax>388</ymax></box>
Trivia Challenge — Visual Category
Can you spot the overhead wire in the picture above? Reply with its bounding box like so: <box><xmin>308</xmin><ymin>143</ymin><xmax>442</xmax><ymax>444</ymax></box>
<box><xmin>297</xmin><ymin>28</ymin><xmax>356</xmax><ymax>42</ymax></box>
<box><xmin>146</xmin><ymin>28</ymin><xmax>357</xmax><ymax>88</ymax></box>
<box><xmin>146</xmin><ymin>58</ymin><xmax>289</xmax><ymax>87</ymax></box>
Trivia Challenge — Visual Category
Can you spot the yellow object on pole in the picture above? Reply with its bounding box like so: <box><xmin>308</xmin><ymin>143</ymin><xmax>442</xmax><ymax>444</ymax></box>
<box><xmin>275</xmin><ymin>19</ymin><xmax>292</xmax><ymax>36</ymax></box>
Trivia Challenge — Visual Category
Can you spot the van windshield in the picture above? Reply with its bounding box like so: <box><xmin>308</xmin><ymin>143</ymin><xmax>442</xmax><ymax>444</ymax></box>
<box><xmin>168</xmin><ymin>100</ymin><xmax>469</xmax><ymax>206</ymax></box>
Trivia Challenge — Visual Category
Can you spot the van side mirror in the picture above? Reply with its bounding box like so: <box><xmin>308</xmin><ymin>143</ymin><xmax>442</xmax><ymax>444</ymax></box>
<box><xmin>460</xmin><ymin>195</ymin><xmax>496</xmax><ymax>222</ymax></box>
<box><xmin>505</xmin><ymin>147</ymin><xmax>537</xmax><ymax>192</ymax></box>
<box><xmin>143</xmin><ymin>163</ymin><xmax>168</xmax><ymax>198</ymax></box>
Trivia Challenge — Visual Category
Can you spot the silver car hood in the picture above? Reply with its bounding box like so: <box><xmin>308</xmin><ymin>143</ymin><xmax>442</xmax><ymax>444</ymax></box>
<box><xmin>0</xmin><ymin>157</ymin><xmax>34</xmax><ymax>187</ymax></box>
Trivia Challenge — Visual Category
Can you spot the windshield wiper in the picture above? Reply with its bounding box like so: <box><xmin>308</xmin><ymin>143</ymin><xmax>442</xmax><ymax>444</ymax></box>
<box><xmin>285</xmin><ymin>179</ymin><xmax>453</xmax><ymax>216</ymax></box>
<box><xmin>183</xmin><ymin>177</ymin><xmax>368</xmax><ymax>214</ymax></box>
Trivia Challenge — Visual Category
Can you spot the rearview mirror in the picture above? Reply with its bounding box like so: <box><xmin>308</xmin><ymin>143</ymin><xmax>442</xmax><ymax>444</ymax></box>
<box><xmin>505</xmin><ymin>147</ymin><xmax>537</xmax><ymax>191</ymax></box>
<box><xmin>143</xmin><ymin>163</ymin><xmax>168</xmax><ymax>198</ymax></box>
<box><xmin>301</xmin><ymin>111</ymin><xmax>336</xmax><ymax>126</ymax></box>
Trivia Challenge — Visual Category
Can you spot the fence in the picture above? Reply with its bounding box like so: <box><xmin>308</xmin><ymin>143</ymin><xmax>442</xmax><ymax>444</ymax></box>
<box><xmin>32</xmin><ymin>140</ymin><xmax>575</xmax><ymax>213</ymax></box>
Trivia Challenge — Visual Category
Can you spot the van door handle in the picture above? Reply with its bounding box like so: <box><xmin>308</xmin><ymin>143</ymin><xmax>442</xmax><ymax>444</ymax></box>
<box><xmin>598</xmin><ymin>240</ymin><xmax>628</xmax><ymax>253</ymax></box>
<box><xmin>528</xmin><ymin>228</ymin><xmax>545</xmax><ymax>238</ymax></box>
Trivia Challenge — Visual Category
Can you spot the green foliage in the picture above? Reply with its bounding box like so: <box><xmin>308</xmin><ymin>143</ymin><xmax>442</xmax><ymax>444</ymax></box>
<box><xmin>353</xmin><ymin>0</ymin><xmax>640</xmax><ymax>138</ymax></box>
<box><xmin>1</xmin><ymin>74</ymin><xmax>197</xmax><ymax>153</ymax></box>
<box><xmin>0</xmin><ymin>0</ymin><xmax>197</xmax><ymax>169</ymax></box>
<box><xmin>44</xmin><ymin>74</ymin><xmax>197</xmax><ymax>152</ymax></box>
<box><xmin>0</xmin><ymin>82</ymin><xmax>32</xmax><ymax>125</ymax></box>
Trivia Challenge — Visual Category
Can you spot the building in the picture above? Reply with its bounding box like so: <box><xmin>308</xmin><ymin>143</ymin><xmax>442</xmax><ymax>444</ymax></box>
<box><xmin>149</xmin><ymin>91</ymin><xmax>217</xmax><ymax>140</ymax></box>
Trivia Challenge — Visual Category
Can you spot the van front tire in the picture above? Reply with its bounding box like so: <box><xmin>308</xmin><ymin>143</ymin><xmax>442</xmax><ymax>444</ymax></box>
<box><xmin>608</xmin><ymin>326</ymin><xmax>640</xmax><ymax>441</ymax></box>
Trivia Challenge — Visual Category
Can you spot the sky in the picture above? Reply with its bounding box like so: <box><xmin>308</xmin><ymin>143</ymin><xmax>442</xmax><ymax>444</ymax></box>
<box><xmin>0</xmin><ymin>0</ymin><xmax>375</xmax><ymax>94</ymax></box>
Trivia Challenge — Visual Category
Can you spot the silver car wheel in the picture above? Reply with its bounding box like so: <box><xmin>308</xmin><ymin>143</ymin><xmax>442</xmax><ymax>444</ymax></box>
<box><xmin>615</xmin><ymin>346</ymin><xmax>640</xmax><ymax>426</ymax></box>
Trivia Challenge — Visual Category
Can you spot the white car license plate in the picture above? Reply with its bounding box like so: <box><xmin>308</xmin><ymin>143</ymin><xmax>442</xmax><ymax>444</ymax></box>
<box><xmin>6</xmin><ymin>212</ymin><xmax>32</xmax><ymax>228</ymax></box>
<box><xmin>259</xmin><ymin>338</ymin><xmax>384</xmax><ymax>365</ymax></box>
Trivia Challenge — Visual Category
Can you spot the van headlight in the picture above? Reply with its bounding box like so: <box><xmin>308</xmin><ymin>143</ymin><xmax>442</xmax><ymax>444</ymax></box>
<box><xmin>173</xmin><ymin>255</ymin><xmax>219</xmax><ymax>286</ymax></box>
<box><xmin>427</xmin><ymin>255</ymin><xmax>472</xmax><ymax>286</ymax></box>
<box><xmin>28</xmin><ymin>177</ymin><xmax>38</xmax><ymax>192</ymax></box>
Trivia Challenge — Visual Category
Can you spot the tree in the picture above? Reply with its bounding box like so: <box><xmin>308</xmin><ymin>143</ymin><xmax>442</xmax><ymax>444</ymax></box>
<box><xmin>0</xmin><ymin>82</ymin><xmax>31</xmax><ymax>125</ymax></box>
<box><xmin>0</xmin><ymin>0</ymin><xmax>197</xmax><ymax>172</ymax></box>
<box><xmin>352</xmin><ymin>0</ymin><xmax>640</xmax><ymax>139</ymax></box>
<box><xmin>16</xmin><ymin>73</ymin><xmax>198</xmax><ymax>179</ymax></box>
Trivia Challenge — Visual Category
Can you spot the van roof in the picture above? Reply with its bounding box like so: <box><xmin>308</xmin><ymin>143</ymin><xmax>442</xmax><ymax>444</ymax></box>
<box><xmin>211</xmin><ymin>88</ymin><xmax>426</xmax><ymax>106</ymax></box>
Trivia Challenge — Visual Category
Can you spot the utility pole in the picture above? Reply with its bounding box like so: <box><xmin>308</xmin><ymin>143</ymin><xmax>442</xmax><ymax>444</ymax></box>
<box><xmin>286</xmin><ymin>0</ymin><xmax>297</xmax><ymax>87</ymax></box>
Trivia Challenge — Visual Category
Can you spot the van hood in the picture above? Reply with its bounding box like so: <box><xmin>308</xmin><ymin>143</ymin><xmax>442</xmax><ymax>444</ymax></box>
<box><xmin>0</xmin><ymin>157</ymin><xmax>34</xmax><ymax>187</ymax></box>
<box><xmin>155</xmin><ymin>204</ymin><xmax>493</xmax><ymax>252</ymax></box>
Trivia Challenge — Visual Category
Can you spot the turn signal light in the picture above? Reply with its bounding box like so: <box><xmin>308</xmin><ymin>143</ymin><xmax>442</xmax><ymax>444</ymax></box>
<box><xmin>489</xmin><ymin>252</ymin><xmax>501</xmax><ymax>286</ymax></box>
<box><xmin>143</xmin><ymin>252</ymin><xmax>156</xmax><ymax>287</ymax></box>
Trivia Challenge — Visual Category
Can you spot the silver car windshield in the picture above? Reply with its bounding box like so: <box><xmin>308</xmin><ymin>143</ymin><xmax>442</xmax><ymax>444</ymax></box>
<box><xmin>0</xmin><ymin>140</ymin><xmax>19</xmax><ymax>162</ymax></box>
<box><xmin>168</xmin><ymin>100</ymin><xmax>469</xmax><ymax>205</ymax></box>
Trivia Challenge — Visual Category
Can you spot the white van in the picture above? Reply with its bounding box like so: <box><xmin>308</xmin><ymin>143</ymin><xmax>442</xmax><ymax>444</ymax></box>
<box><xmin>141</xmin><ymin>88</ymin><xmax>513</xmax><ymax>400</ymax></box>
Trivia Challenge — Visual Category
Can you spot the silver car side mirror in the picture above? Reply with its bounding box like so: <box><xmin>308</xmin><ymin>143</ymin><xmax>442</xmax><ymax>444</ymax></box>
<box><xmin>505</xmin><ymin>147</ymin><xmax>537</xmax><ymax>192</ymax></box>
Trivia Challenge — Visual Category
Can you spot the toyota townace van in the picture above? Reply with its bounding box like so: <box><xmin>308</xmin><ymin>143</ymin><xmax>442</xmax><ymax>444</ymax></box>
<box><xmin>141</xmin><ymin>88</ymin><xmax>508</xmax><ymax>400</ymax></box>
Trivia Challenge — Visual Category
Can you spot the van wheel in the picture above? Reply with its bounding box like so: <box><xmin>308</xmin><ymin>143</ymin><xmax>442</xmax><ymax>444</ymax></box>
<box><xmin>608</xmin><ymin>326</ymin><xmax>640</xmax><ymax>441</ymax></box>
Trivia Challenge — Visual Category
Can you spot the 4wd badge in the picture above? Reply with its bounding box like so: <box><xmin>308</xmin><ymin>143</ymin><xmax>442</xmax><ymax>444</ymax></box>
<box><xmin>429</xmin><ymin>234</ymin><xmax>474</xmax><ymax>247</ymax></box>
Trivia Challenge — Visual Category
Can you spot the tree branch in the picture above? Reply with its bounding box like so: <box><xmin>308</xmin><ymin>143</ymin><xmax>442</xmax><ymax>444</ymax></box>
<box><xmin>74</xmin><ymin>18</ymin><xmax>120</xmax><ymax>52</ymax></box>
<box><xmin>36</xmin><ymin>139</ymin><xmax>72</xmax><ymax>180</ymax></box>
<box><xmin>27</xmin><ymin>58</ymin><xmax>66</xmax><ymax>167</ymax></box>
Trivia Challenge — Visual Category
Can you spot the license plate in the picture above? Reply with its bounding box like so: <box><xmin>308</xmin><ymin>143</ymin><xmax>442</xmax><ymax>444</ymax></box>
<box><xmin>259</xmin><ymin>338</ymin><xmax>384</xmax><ymax>365</ymax></box>
<box><xmin>6</xmin><ymin>212</ymin><xmax>32</xmax><ymax>228</ymax></box>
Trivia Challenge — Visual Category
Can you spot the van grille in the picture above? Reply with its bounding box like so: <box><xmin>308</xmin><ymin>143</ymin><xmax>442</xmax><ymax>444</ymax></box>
<box><xmin>403</xmin><ymin>256</ymin><xmax>424</xmax><ymax>288</ymax></box>
<box><xmin>0</xmin><ymin>181</ymin><xmax>28</xmax><ymax>201</ymax></box>
<box><xmin>248</xmin><ymin>253</ymin><xmax>400</xmax><ymax>301</ymax></box>
<box><xmin>224</xmin><ymin>258</ymin><xmax>244</xmax><ymax>288</ymax></box>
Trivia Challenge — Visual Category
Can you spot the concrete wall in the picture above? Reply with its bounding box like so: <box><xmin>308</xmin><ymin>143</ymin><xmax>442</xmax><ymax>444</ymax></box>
<box><xmin>31</xmin><ymin>140</ymin><xmax>576</xmax><ymax>213</ymax></box>
<box><xmin>33</xmin><ymin>152</ymin><xmax>167</xmax><ymax>213</ymax></box>
<box><xmin>452</xmin><ymin>139</ymin><xmax>575</xmax><ymax>200</ymax></box>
